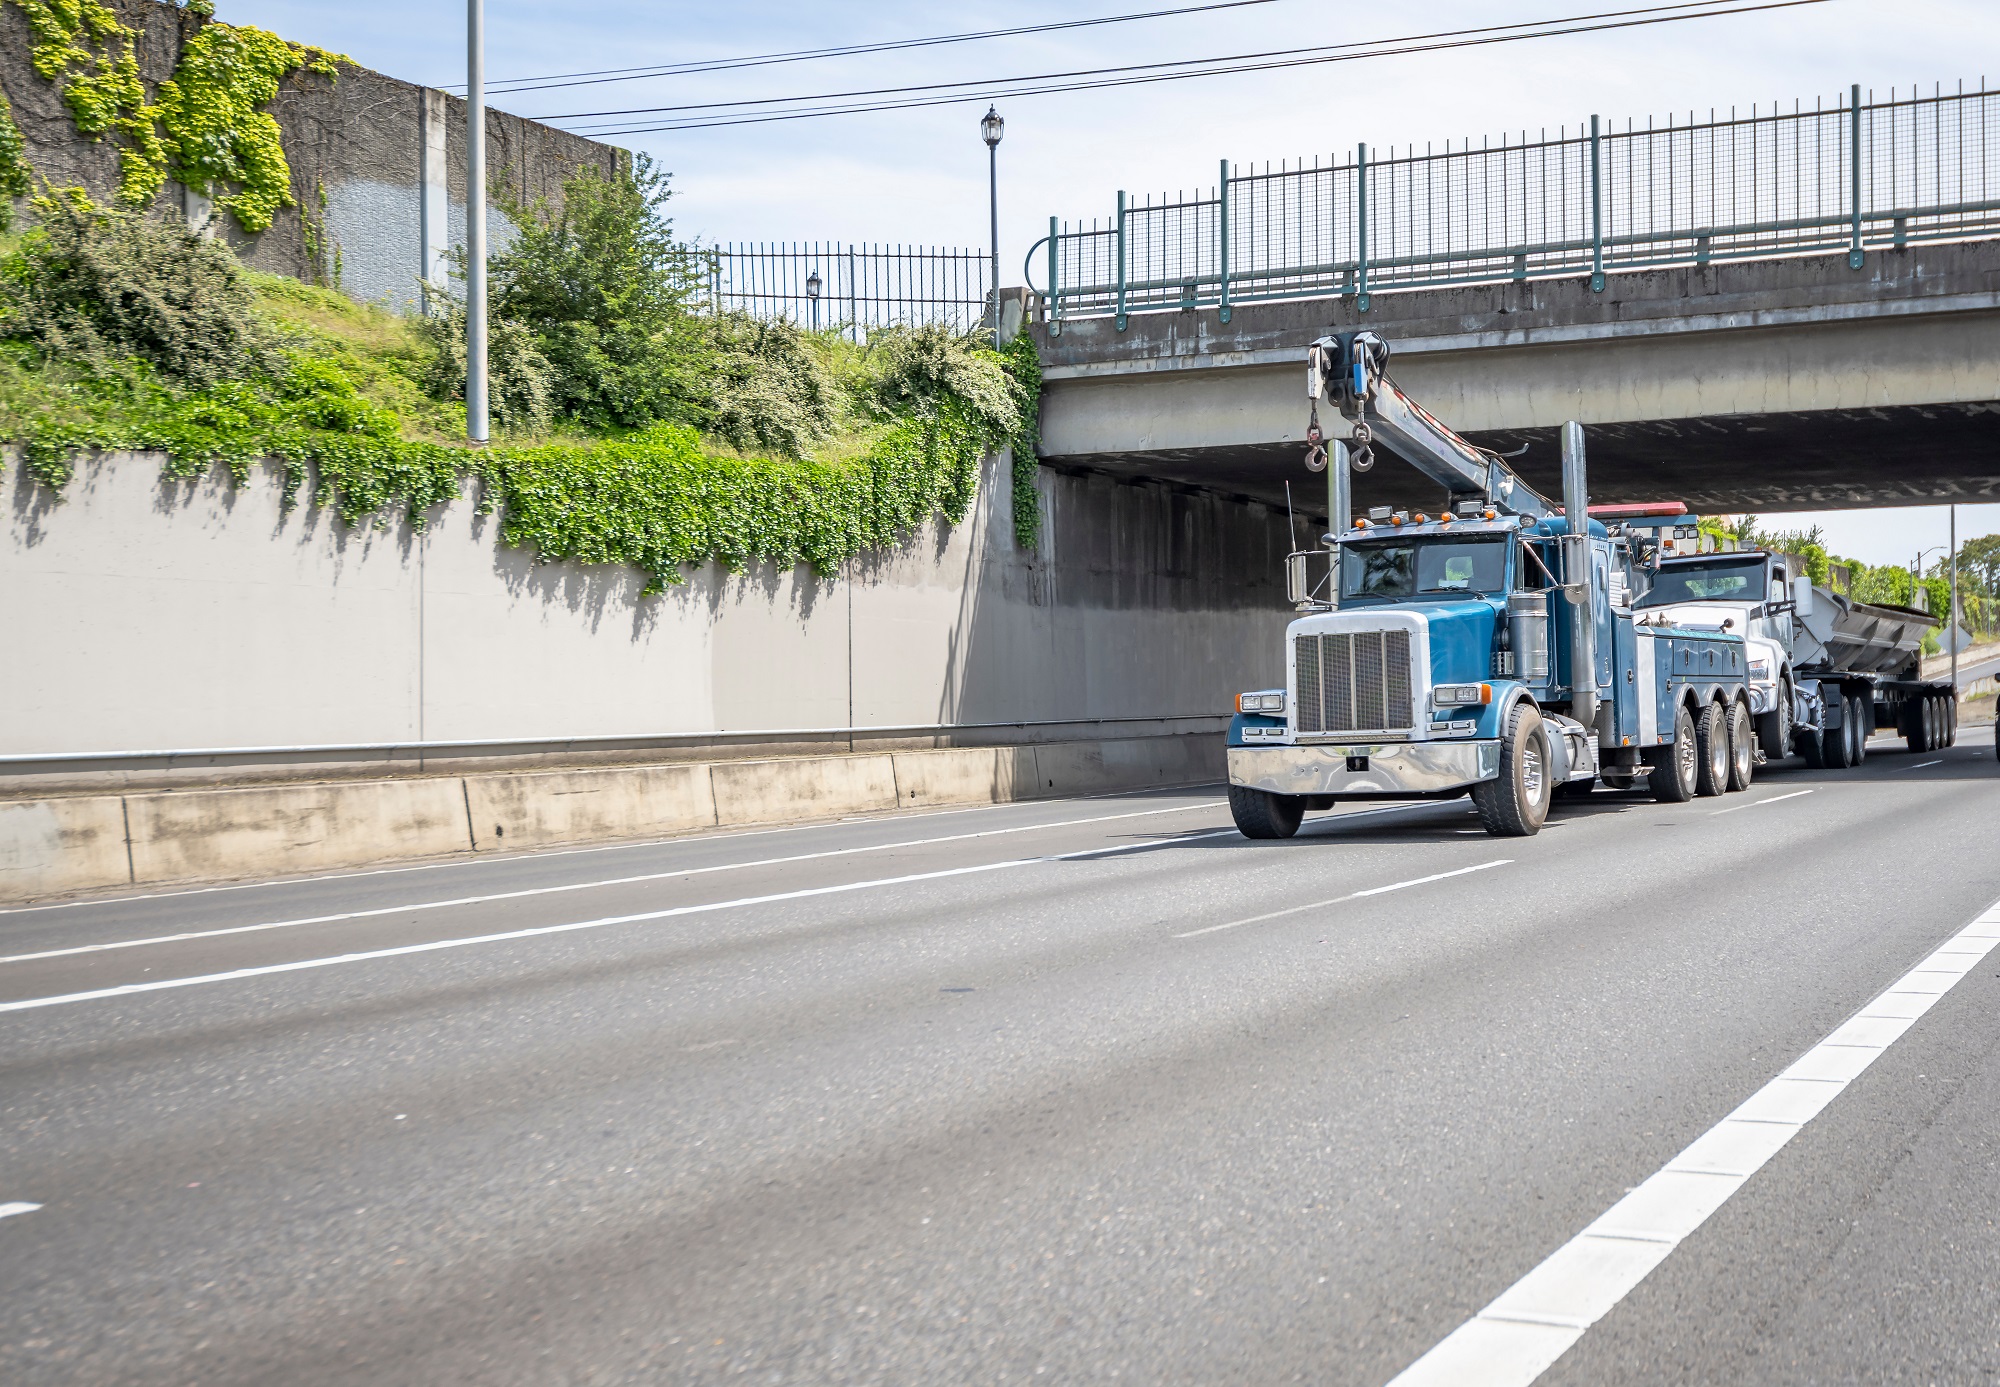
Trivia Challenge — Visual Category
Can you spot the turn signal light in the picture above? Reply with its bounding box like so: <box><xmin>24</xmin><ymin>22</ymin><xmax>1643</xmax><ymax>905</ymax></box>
<box><xmin>1412</xmin><ymin>512</ymin><xmax>1430</xmax><ymax>524</ymax></box>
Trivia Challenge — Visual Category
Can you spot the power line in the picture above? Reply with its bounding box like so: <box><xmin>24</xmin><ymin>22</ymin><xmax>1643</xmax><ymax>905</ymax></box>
<box><xmin>554</xmin><ymin>0</ymin><xmax>1833</xmax><ymax>136</ymax></box>
<box><xmin>452</xmin><ymin>0</ymin><xmax>1291</xmax><ymax>97</ymax></box>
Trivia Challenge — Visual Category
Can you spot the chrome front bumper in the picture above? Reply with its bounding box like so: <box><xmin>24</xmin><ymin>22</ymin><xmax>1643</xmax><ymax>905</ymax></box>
<box><xmin>1229</xmin><ymin>741</ymin><xmax>1500</xmax><ymax>797</ymax></box>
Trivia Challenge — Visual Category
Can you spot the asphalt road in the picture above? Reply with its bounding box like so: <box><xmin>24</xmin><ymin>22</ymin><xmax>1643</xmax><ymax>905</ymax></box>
<box><xmin>3</xmin><ymin>731</ymin><xmax>1998</xmax><ymax>1386</ymax></box>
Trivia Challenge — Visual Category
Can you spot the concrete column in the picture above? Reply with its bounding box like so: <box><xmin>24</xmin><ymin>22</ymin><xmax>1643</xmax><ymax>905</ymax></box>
<box><xmin>420</xmin><ymin>88</ymin><xmax>450</xmax><ymax>311</ymax></box>
<box><xmin>179</xmin><ymin>182</ymin><xmax>213</xmax><ymax>238</ymax></box>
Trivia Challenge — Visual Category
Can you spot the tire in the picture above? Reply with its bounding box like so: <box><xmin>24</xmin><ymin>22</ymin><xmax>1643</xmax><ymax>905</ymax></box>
<box><xmin>1947</xmin><ymin>696</ymin><xmax>1958</xmax><ymax>747</ymax></box>
<box><xmin>1905</xmin><ymin>697</ymin><xmax>1928</xmax><ymax>753</ymax></box>
<box><xmin>1923</xmin><ymin>697</ymin><xmax>1939</xmax><ymax>752</ymax></box>
<box><xmin>1757</xmin><ymin>679</ymin><xmax>1793</xmax><ymax>762</ymax></box>
<box><xmin>1646</xmin><ymin>703</ymin><xmax>1700</xmax><ymax>803</ymax></box>
<box><xmin>1849</xmin><ymin>694</ymin><xmax>1870</xmax><ymax>765</ymax></box>
<box><xmin>1228</xmin><ymin>785</ymin><xmax>1305</xmax><ymax>839</ymax></box>
<box><xmin>1821</xmin><ymin>700</ymin><xmax>1853</xmax><ymax>769</ymax></box>
<box><xmin>1471</xmin><ymin>702</ymin><xmax>1553</xmax><ymax>836</ymax></box>
<box><xmin>1796</xmin><ymin>721</ymin><xmax>1829</xmax><ymax>769</ymax></box>
<box><xmin>1694</xmin><ymin>702</ymin><xmax>1730</xmax><ymax>797</ymax></box>
<box><xmin>1726</xmin><ymin>700</ymin><xmax>1756</xmax><ymax>791</ymax></box>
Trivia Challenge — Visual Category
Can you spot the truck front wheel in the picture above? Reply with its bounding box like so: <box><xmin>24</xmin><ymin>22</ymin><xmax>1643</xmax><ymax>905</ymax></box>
<box><xmin>1472</xmin><ymin>703</ymin><xmax>1552</xmax><ymax>837</ymax></box>
<box><xmin>1228</xmin><ymin>785</ymin><xmax>1306</xmax><ymax>839</ymax></box>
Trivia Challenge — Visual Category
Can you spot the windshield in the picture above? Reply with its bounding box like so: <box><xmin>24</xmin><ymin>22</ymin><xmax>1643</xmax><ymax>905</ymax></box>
<box><xmin>1638</xmin><ymin>557</ymin><xmax>1767</xmax><ymax>607</ymax></box>
<box><xmin>1340</xmin><ymin>536</ymin><xmax>1507</xmax><ymax>601</ymax></box>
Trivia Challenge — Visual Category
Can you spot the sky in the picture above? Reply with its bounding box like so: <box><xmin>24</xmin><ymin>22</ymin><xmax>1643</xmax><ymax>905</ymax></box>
<box><xmin>218</xmin><ymin>0</ymin><xmax>2000</xmax><ymax>568</ymax></box>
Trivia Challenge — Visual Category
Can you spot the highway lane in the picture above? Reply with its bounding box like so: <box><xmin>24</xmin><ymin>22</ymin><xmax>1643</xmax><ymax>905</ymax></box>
<box><xmin>1</xmin><ymin>741</ymin><xmax>1997</xmax><ymax>1385</ymax></box>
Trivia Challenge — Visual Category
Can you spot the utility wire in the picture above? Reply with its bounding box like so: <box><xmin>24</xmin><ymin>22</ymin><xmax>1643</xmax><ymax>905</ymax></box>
<box><xmin>451</xmin><ymin>0</ymin><xmax>1291</xmax><ymax>97</ymax></box>
<box><xmin>555</xmin><ymin>0</ymin><xmax>1832</xmax><ymax>136</ymax></box>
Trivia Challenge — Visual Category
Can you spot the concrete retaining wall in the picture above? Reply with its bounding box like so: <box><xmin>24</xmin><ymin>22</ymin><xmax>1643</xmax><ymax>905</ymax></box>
<box><xmin>0</xmin><ymin>735</ymin><xmax>1226</xmax><ymax>903</ymax></box>
<box><xmin>1</xmin><ymin>447</ymin><xmax>1290</xmax><ymax>763</ymax></box>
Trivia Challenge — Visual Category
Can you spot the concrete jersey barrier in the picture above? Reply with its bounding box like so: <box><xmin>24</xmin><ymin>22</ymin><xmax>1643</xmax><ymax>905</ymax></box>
<box><xmin>0</xmin><ymin>734</ymin><xmax>1225</xmax><ymax>903</ymax></box>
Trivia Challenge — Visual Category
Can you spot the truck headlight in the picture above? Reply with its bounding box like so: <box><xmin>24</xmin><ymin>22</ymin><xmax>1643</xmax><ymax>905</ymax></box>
<box><xmin>1236</xmin><ymin>691</ymin><xmax>1285</xmax><ymax>715</ymax></box>
<box><xmin>1748</xmin><ymin>658</ymin><xmax>1771</xmax><ymax>681</ymax></box>
<box><xmin>1432</xmin><ymin>683</ymin><xmax>1492</xmax><ymax>708</ymax></box>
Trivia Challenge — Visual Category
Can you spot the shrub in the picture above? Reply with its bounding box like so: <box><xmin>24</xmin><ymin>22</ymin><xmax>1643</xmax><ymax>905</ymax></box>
<box><xmin>865</xmin><ymin>321</ymin><xmax>1018</xmax><ymax>437</ymax></box>
<box><xmin>414</xmin><ymin>297</ymin><xmax>556</xmax><ymax>435</ymax></box>
<box><xmin>701</xmin><ymin>312</ymin><xmax>839</xmax><ymax>458</ymax></box>
<box><xmin>0</xmin><ymin>190</ymin><xmax>267</xmax><ymax>386</ymax></box>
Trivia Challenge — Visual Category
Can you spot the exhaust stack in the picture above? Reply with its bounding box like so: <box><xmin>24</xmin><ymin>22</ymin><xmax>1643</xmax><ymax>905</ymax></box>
<box><xmin>1562</xmin><ymin>421</ymin><xmax>1598</xmax><ymax>727</ymax></box>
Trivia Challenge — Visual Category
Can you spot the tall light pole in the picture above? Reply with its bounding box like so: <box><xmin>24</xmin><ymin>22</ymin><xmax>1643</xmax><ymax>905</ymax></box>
<box><xmin>466</xmin><ymin>0</ymin><xmax>488</xmax><ymax>443</ymax></box>
<box><xmin>981</xmin><ymin>105</ymin><xmax>1004</xmax><ymax>342</ymax></box>
<box><xmin>1950</xmin><ymin>504</ymin><xmax>1960</xmax><ymax>695</ymax></box>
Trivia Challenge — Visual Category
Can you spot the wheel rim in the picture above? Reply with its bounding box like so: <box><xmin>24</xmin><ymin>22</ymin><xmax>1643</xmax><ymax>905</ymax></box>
<box><xmin>1522</xmin><ymin>736</ymin><xmax>1545</xmax><ymax>803</ymax></box>
<box><xmin>1735</xmin><ymin>711</ymin><xmax>1753</xmax><ymax>779</ymax></box>
<box><xmin>1711</xmin><ymin>726</ymin><xmax>1729</xmax><ymax>783</ymax></box>
<box><xmin>1677</xmin><ymin>728</ymin><xmax>1697</xmax><ymax>788</ymax></box>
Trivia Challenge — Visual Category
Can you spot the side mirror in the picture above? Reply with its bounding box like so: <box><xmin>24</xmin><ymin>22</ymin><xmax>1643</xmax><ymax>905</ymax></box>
<box><xmin>1791</xmin><ymin>575</ymin><xmax>1815</xmax><ymax>618</ymax></box>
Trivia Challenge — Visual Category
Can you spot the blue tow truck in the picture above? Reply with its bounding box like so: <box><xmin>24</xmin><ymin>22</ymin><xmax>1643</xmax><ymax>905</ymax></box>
<box><xmin>1227</xmin><ymin>331</ymin><xmax>1752</xmax><ymax>838</ymax></box>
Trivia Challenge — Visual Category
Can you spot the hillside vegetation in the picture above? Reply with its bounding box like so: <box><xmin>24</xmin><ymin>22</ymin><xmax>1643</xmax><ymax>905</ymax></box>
<box><xmin>0</xmin><ymin>165</ymin><xmax>1041</xmax><ymax>592</ymax></box>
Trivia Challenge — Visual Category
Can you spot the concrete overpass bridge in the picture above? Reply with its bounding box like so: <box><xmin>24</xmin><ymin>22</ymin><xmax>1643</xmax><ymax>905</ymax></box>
<box><xmin>1027</xmin><ymin>84</ymin><xmax>2000</xmax><ymax>520</ymax></box>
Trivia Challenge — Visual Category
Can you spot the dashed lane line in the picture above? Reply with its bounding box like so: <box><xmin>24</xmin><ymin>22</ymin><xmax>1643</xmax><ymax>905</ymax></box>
<box><xmin>1176</xmin><ymin>860</ymin><xmax>1513</xmax><ymax>938</ymax></box>
<box><xmin>0</xmin><ymin>829</ymin><xmax>1243</xmax><ymax>1016</ymax></box>
<box><xmin>0</xmin><ymin>1203</ymin><xmax>40</xmax><ymax>1221</ymax></box>
<box><xmin>1380</xmin><ymin>892</ymin><xmax>2000</xmax><ymax>1387</ymax></box>
<box><xmin>1709</xmin><ymin>789</ymin><xmax>1815</xmax><ymax>816</ymax></box>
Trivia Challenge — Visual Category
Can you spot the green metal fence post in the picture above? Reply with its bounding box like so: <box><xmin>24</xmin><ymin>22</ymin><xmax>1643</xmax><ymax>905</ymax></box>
<box><xmin>1848</xmin><ymin>83</ymin><xmax>1866</xmax><ymax>269</ymax></box>
<box><xmin>1218</xmin><ymin>159</ymin><xmax>1232</xmax><ymax>323</ymax></box>
<box><xmin>1590</xmin><ymin>114</ymin><xmax>1606</xmax><ymax>291</ymax></box>
<box><xmin>1046</xmin><ymin>215</ymin><xmax>1060</xmax><ymax>337</ymax></box>
<box><xmin>1116</xmin><ymin>190</ymin><xmax>1129</xmax><ymax>331</ymax></box>
<box><xmin>1355</xmin><ymin>143</ymin><xmax>1371</xmax><ymax>313</ymax></box>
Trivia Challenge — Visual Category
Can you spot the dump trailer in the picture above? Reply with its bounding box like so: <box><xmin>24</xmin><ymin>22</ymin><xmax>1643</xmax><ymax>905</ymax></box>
<box><xmin>1225</xmin><ymin>332</ymin><xmax>1751</xmax><ymax>839</ymax></box>
<box><xmin>1628</xmin><ymin>543</ymin><xmax>1955</xmax><ymax>765</ymax></box>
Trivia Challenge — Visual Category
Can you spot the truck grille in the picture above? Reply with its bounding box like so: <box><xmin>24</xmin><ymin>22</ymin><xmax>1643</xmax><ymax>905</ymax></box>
<box><xmin>1294</xmin><ymin>631</ymin><xmax>1414</xmax><ymax>733</ymax></box>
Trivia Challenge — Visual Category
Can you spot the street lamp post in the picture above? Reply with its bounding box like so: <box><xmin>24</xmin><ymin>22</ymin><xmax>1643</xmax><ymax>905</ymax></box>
<box><xmin>466</xmin><ymin>0</ymin><xmax>487</xmax><ymax>443</ymax></box>
<box><xmin>981</xmin><ymin>105</ymin><xmax>1004</xmax><ymax>342</ymax></box>
<box><xmin>805</xmin><ymin>267</ymin><xmax>822</xmax><ymax>332</ymax></box>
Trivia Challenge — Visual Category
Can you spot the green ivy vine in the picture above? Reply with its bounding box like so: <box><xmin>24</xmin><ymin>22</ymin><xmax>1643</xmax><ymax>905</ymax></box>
<box><xmin>0</xmin><ymin>83</ymin><xmax>30</xmax><ymax>227</ymax></box>
<box><xmin>1</xmin><ymin>0</ymin><xmax>339</xmax><ymax>229</ymax></box>
<box><xmin>12</xmin><ymin>342</ymin><xmax>1045</xmax><ymax>594</ymax></box>
<box><xmin>156</xmin><ymin>22</ymin><xmax>340</xmax><ymax>232</ymax></box>
<box><xmin>999</xmin><ymin>331</ymin><xmax>1043</xmax><ymax>548</ymax></box>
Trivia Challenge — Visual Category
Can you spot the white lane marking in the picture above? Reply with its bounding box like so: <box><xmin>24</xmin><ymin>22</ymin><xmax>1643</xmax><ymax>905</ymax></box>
<box><xmin>1382</xmin><ymin>894</ymin><xmax>2000</xmax><ymax>1387</ymax></box>
<box><xmin>0</xmin><ymin>1203</ymin><xmax>41</xmax><ymax>1220</ymax></box>
<box><xmin>0</xmin><ymin>802</ymin><xmax>1225</xmax><ymax>966</ymax></box>
<box><xmin>1176</xmin><ymin>860</ymin><xmax>1512</xmax><ymax>939</ymax></box>
<box><xmin>0</xmin><ymin>785</ymin><xmax>1230</xmax><ymax>917</ymax></box>
<box><xmin>1913</xmin><ymin>760</ymin><xmax>1943</xmax><ymax>769</ymax></box>
<box><xmin>1709</xmin><ymin>788</ymin><xmax>1815</xmax><ymax>816</ymax></box>
<box><xmin>0</xmin><ymin>829</ymin><xmax>1241</xmax><ymax>1016</ymax></box>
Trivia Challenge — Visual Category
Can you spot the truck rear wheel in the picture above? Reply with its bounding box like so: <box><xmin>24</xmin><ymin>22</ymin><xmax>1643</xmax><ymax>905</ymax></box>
<box><xmin>1906</xmin><ymin>698</ymin><xmax>1930</xmax><ymax>753</ymax></box>
<box><xmin>1726</xmin><ymin>701</ymin><xmax>1755</xmax><ymax>791</ymax></box>
<box><xmin>1646</xmin><ymin>704</ymin><xmax>1700</xmax><ymax>803</ymax></box>
<box><xmin>1694</xmin><ymin>702</ymin><xmax>1730</xmax><ymax>797</ymax></box>
<box><xmin>1228</xmin><ymin>785</ymin><xmax>1305</xmax><ymax>839</ymax></box>
<box><xmin>1849</xmin><ymin>694</ymin><xmax>1870</xmax><ymax>765</ymax></box>
<box><xmin>1471</xmin><ymin>703</ymin><xmax>1551</xmax><ymax>837</ymax></box>
<box><xmin>1946</xmin><ymin>696</ymin><xmax>1958</xmax><ymax>746</ymax></box>
<box><xmin>1821</xmin><ymin>703</ymin><xmax>1853</xmax><ymax>769</ymax></box>
<box><xmin>1796</xmin><ymin>722</ymin><xmax>1828</xmax><ymax>768</ymax></box>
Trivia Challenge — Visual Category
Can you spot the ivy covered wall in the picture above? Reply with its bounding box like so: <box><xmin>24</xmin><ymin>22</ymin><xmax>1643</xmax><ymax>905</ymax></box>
<box><xmin>0</xmin><ymin>0</ymin><xmax>619</xmax><ymax>306</ymax></box>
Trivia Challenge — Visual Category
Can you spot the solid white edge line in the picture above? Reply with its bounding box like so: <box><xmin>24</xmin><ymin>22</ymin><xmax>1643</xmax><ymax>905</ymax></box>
<box><xmin>1176</xmin><ymin>860</ymin><xmax>1512</xmax><ymax>938</ymax></box>
<box><xmin>1710</xmin><ymin>788</ymin><xmax>1815</xmax><ymax>815</ymax></box>
<box><xmin>0</xmin><ymin>829</ymin><xmax>1240</xmax><ymax>1016</ymax></box>
<box><xmin>0</xmin><ymin>802</ymin><xmax>1225</xmax><ymax>966</ymax></box>
<box><xmin>0</xmin><ymin>1202</ymin><xmax>40</xmax><ymax>1220</ymax></box>
<box><xmin>1380</xmin><ymin>895</ymin><xmax>2000</xmax><ymax>1387</ymax></box>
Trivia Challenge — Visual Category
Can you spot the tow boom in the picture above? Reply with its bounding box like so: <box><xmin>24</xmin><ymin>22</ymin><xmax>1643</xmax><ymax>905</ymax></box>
<box><xmin>1306</xmin><ymin>330</ymin><xmax>1558</xmax><ymax>522</ymax></box>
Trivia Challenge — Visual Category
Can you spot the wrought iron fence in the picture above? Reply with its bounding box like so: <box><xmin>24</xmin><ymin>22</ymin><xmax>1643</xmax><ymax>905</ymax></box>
<box><xmin>1031</xmin><ymin>82</ymin><xmax>2000</xmax><ymax>329</ymax></box>
<box><xmin>706</xmin><ymin>242</ymin><xmax>991</xmax><ymax>336</ymax></box>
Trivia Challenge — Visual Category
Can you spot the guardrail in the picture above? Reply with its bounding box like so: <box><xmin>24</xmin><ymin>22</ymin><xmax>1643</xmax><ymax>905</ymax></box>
<box><xmin>707</xmin><ymin>242</ymin><xmax>991</xmax><ymax>337</ymax></box>
<box><xmin>1028</xmin><ymin>82</ymin><xmax>2000</xmax><ymax>329</ymax></box>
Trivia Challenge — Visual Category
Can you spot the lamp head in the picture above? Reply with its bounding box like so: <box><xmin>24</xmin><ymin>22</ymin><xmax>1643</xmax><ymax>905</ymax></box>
<box><xmin>805</xmin><ymin>269</ymin><xmax>822</xmax><ymax>299</ymax></box>
<box><xmin>980</xmin><ymin>105</ymin><xmax>1004</xmax><ymax>149</ymax></box>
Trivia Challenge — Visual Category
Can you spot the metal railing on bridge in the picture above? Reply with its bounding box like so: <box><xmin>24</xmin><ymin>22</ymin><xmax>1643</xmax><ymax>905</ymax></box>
<box><xmin>706</xmin><ymin>243</ymin><xmax>991</xmax><ymax>337</ymax></box>
<box><xmin>1030</xmin><ymin>82</ymin><xmax>2000</xmax><ymax>329</ymax></box>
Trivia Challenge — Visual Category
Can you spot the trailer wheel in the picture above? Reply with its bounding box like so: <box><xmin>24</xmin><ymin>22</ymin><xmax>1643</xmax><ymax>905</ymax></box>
<box><xmin>1947</xmin><ymin>695</ymin><xmax>1958</xmax><ymax>747</ymax></box>
<box><xmin>1694</xmin><ymin>702</ymin><xmax>1730</xmax><ymax>797</ymax></box>
<box><xmin>1645</xmin><ymin>704</ymin><xmax>1700</xmax><ymax>802</ymax></box>
<box><xmin>1726</xmin><ymin>700</ymin><xmax>1756</xmax><ymax>791</ymax></box>
<box><xmin>1820</xmin><ymin>702</ymin><xmax>1853</xmax><ymax>769</ymax></box>
<box><xmin>1228</xmin><ymin>785</ymin><xmax>1306</xmax><ymax>839</ymax></box>
<box><xmin>1472</xmin><ymin>703</ymin><xmax>1551</xmax><ymax>836</ymax></box>
<box><xmin>1905</xmin><ymin>697</ymin><xmax>1929</xmax><ymax>753</ymax></box>
<box><xmin>1849</xmin><ymin>694</ymin><xmax>1870</xmax><ymax>765</ymax></box>
<box><xmin>1925</xmin><ymin>697</ymin><xmax>1941</xmax><ymax>752</ymax></box>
